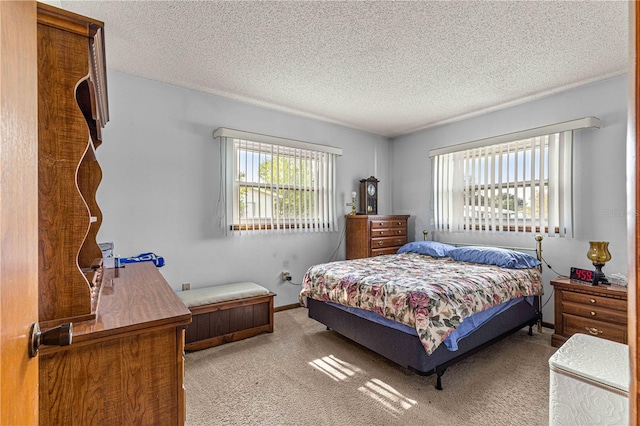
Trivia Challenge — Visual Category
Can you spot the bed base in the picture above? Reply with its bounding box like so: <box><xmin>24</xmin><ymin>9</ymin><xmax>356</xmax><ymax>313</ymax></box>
<box><xmin>307</xmin><ymin>297</ymin><xmax>541</xmax><ymax>390</ymax></box>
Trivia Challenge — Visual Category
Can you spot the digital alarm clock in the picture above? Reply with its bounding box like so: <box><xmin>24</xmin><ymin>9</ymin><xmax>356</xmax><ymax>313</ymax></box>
<box><xmin>570</xmin><ymin>267</ymin><xmax>596</xmax><ymax>285</ymax></box>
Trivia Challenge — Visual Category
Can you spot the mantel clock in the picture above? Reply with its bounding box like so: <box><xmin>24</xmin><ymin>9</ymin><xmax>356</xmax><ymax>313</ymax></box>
<box><xmin>359</xmin><ymin>176</ymin><xmax>379</xmax><ymax>214</ymax></box>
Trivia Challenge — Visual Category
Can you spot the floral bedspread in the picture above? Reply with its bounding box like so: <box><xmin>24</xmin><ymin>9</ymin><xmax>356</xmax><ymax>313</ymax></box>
<box><xmin>299</xmin><ymin>253</ymin><xmax>542</xmax><ymax>355</ymax></box>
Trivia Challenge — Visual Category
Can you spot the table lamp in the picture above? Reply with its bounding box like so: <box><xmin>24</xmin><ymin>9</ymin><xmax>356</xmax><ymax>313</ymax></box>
<box><xmin>586</xmin><ymin>241</ymin><xmax>611</xmax><ymax>284</ymax></box>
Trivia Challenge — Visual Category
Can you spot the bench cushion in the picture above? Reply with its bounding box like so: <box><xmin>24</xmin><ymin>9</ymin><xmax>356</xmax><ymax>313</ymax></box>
<box><xmin>177</xmin><ymin>282</ymin><xmax>269</xmax><ymax>308</ymax></box>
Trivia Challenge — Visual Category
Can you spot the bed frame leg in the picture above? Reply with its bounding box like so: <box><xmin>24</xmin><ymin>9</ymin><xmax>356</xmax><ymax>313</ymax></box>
<box><xmin>528</xmin><ymin>324</ymin><xmax>533</xmax><ymax>336</ymax></box>
<box><xmin>435</xmin><ymin>367</ymin><xmax>446</xmax><ymax>390</ymax></box>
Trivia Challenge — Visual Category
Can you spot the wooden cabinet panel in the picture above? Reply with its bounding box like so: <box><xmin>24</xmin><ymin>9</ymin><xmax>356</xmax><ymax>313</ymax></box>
<box><xmin>345</xmin><ymin>215</ymin><xmax>409</xmax><ymax>259</ymax></box>
<box><xmin>40</xmin><ymin>328</ymin><xmax>183</xmax><ymax>425</ymax></box>
<box><xmin>551</xmin><ymin>277</ymin><xmax>628</xmax><ymax>347</ymax></box>
<box><xmin>35</xmin><ymin>5</ymin><xmax>189</xmax><ymax>425</ymax></box>
<box><xmin>37</xmin><ymin>19</ymin><xmax>94</xmax><ymax>322</ymax></box>
<box><xmin>39</xmin><ymin>263</ymin><xmax>191</xmax><ymax>425</ymax></box>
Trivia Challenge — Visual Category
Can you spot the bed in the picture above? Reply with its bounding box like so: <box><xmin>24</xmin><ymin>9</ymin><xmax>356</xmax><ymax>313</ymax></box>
<box><xmin>299</xmin><ymin>235</ymin><xmax>544</xmax><ymax>389</ymax></box>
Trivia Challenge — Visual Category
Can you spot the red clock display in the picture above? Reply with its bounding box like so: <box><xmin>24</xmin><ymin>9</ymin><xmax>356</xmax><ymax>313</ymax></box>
<box><xmin>570</xmin><ymin>267</ymin><xmax>595</xmax><ymax>284</ymax></box>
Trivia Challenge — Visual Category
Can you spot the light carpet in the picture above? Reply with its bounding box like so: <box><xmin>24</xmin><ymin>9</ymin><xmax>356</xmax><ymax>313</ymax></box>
<box><xmin>185</xmin><ymin>307</ymin><xmax>557</xmax><ymax>426</ymax></box>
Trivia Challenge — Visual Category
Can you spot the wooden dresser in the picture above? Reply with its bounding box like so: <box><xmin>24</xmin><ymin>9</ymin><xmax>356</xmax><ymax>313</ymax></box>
<box><xmin>550</xmin><ymin>277</ymin><xmax>628</xmax><ymax>348</ymax></box>
<box><xmin>39</xmin><ymin>263</ymin><xmax>191</xmax><ymax>425</ymax></box>
<box><xmin>345</xmin><ymin>215</ymin><xmax>409</xmax><ymax>259</ymax></box>
<box><xmin>36</xmin><ymin>4</ymin><xmax>190</xmax><ymax>425</ymax></box>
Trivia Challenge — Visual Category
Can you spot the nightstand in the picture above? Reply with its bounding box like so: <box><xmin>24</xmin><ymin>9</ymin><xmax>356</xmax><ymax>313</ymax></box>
<box><xmin>550</xmin><ymin>277</ymin><xmax>628</xmax><ymax>348</ymax></box>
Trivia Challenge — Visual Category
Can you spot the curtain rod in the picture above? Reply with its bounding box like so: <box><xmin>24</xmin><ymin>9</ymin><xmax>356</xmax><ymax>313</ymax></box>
<box><xmin>213</xmin><ymin>127</ymin><xmax>343</xmax><ymax>156</ymax></box>
<box><xmin>429</xmin><ymin>116</ymin><xmax>600</xmax><ymax>158</ymax></box>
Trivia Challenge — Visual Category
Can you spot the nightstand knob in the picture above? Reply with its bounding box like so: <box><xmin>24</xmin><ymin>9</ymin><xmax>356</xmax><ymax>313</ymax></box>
<box><xmin>377</xmin><ymin>241</ymin><xmax>383</xmax><ymax>246</ymax></box>
<box><xmin>585</xmin><ymin>327</ymin><xmax>603</xmax><ymax>335</ymax></box>
<box><xmin>590</xmin><ymin>311</ymin><xmax>596</xmax><ymax>316</ymax></box>
<box><xmin>589</xmin><ymin>298</ymin><xmax>596</xmax><ymax>304</ymax></box>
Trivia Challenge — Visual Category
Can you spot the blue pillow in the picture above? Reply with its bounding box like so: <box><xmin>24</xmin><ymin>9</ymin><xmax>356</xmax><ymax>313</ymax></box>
<box><xmin>447</xmin><ymin>246</ymin><xmax>541</xmax><ymax>269</ymax></box>
<box><xmin>397</xmin><ymin>241</ymin><xmax>456</xmax><ymax>258</ymax></box>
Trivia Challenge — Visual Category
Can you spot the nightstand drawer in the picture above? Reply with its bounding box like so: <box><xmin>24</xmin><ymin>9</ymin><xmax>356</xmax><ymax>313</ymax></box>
<box><xmin>562</xmin><ymin>301</ymin><xmax>627</xmax><ymax>325</ymax></box>
<box><xmin>563</xmin><ymin>291</ymin><xmax>626</xmax><ymax>312</ymax></box>
<box><xmin>371</xmin><ymin>236</ymin><xmax>406</xmax><ymax>249</ymax></box>
<box><xmin>563</xmin><ymin>314</ymin><xmax>627</xmax><ymax>344</ymax></box>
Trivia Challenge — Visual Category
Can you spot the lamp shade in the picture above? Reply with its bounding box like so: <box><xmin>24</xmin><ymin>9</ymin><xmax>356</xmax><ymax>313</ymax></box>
<box><xmin>587</xmin><ymin>241</ymin><xmax>611</xmax><ymax>264</ymax></box>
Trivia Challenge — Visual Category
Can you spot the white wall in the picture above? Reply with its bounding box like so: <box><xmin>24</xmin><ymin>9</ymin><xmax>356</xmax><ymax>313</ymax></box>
<box><xmin>391</xmin><ymin>75</ymin><xmax>629</xmax><ymax>322</ymax></box>
<box><xmin>97</xmin><ymin>71</ymin><xmax>390</xmax><ymax>307</ymax></box>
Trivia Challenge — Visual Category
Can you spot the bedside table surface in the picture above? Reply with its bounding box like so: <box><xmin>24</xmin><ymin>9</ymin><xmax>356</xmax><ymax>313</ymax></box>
<box><xmin>551</xmin><ymin>276</ymin><xmax>628</xmax><ymax>299</ymax></box>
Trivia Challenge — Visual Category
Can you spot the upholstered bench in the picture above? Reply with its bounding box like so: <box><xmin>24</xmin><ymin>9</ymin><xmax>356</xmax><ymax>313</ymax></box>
<box><xmin>177</xmin><ymin>282</ymin><xmax>275</xmax><ymax>351</ymax></box>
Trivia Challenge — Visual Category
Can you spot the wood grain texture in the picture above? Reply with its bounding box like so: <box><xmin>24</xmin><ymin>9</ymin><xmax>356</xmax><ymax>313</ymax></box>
<box><xmin>39</xmin><ymin>263</ymin><xmax>192</xmax><ymax>351</ymax></box>
<box><xmin>40</xmin><ymin>329</ymin><xmax>180</xmax><ymax>425</ymax></box>
<box><xmin>551</xmin><ymin>277</ymin><xmax>628</xmax><ymax>348</ymax></box>
<box><xmin>39</xmin><ymin>263</ymin><xmax>189</xmax><ymax>425</ymax></box>
<box><xmin>345</xmin><ymin>215</ymin><xmax>409</xmax><ymax>259</ymax></box>
<box><xmin>184</xmin><ymin>293</ymin><xmax>275</xmax><ymax>351</ymax></box>
<box><xmin>37</xmin><ymin>17</ymin><xmax>92</xmax><ymax>321</ymax></box>
<box><xmin>0</xmin><ymin>1</ymin><xmax>39</xmax><ymax>423</ymax></box>
<box><xmin>77</xmin><ymin>145</ymin><xmax>103</xmax><ymax>269</ymax></box>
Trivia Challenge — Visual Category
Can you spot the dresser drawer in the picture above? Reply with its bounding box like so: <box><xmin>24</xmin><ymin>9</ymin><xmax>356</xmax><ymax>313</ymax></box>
<box><xmin>371</xmin><ymin>219</ymin><xmax>407</xmax><ymax>230</ymax></box>
<box><xmin>370</xmin><ymin>227</ymin><xmax>407</xmax><ymax>238</ymax></box>
<box><xmin>563</xmin><ymin>291</ymin><xmax>626</xmax><ymax>312</ymax></box>
<box><xmin>371</xmin><ymin>236</ymin><xmax>406</xmax><ymax>249</ymax></box>
<box><xmin>563</xmin><ymin>314</ymin><xmax>627</xmax><ymax>344</ymax></box>
<box><xmin>562</xmin><ymin>301</ymin><xmax>627</xmax><ymax>325</ymax></box>
<box><xmin>371</xmin><ymin>247</ymin><xmax>399</xmax><ymax>256</ymax></box>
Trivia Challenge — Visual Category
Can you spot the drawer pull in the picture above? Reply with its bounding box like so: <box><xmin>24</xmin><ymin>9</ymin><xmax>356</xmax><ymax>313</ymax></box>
<box><xmin>590</xmin><ymin>298</ymin><xmax>596</xmax><ymax>304</ymax></box>
<box><xmin>396</xmin><ymin>239</ymin><xmax>403</xmax><ymax>244</ymax></box>
<box><xmin>590</xmin><ymin>311</ymin><xmax>596</xmax><ymax>316</ymax></box>
<box><xmin>397</xmin><ymin>230</ymin><xmax>402</xmax><ymax>234</ymax></box>
<box><xmin>377</xmin><ymin>241</ymin><xmax>383</xmax><ymax>246</ymax></box>
<box><xmin>585</xmin><ymin>327</ymin><xmax>603</xmax><ymax>335</ymax></box>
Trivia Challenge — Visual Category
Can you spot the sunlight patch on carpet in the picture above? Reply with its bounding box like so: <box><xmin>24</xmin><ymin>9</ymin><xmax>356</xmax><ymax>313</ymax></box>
<box><xmin>308</xmin><ymin>355</ymin><xmax>362</xmax><ymax>381</ymax></box>
<box><xmin>358</xmin><ymin>378</ymin><xmax>417</xmax><ymax>416</ymax></box>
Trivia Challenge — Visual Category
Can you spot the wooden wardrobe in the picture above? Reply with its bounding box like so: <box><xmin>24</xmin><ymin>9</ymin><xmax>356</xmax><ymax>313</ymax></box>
<box><xmin>36</xmin><ymin>4</ymin><xmax>190</xmax><ymax>425</ymax></box>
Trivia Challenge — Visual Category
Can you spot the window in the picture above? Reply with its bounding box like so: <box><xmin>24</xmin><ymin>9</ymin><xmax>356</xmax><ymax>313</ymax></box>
<box><xmin>214</xmin><ymin>128</ymin><xmax>342</xmax><ymax>234</ymax></box>
<box><xmin>431</xmin><ymin>117</ymin><xmax>600</xmax><ymax>237</ymax></box>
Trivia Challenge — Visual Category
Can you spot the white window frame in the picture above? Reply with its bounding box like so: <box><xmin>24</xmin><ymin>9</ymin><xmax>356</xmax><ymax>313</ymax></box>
<box><xmin>430</xmin><ymin>117</ymin><xmax>600</xmax><ymax>237</ymax></box>
<box><xmin>214</xmin><ymin>128</ymin><xmax>342</xmax><ymax>235</ymax></box>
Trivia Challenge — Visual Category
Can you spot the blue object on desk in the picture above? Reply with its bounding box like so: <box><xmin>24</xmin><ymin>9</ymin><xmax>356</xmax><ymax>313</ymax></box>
<box><xmin>119</xmin><ymin>252</ymin><xmax>165</xmax><ymax>267</ymax></box>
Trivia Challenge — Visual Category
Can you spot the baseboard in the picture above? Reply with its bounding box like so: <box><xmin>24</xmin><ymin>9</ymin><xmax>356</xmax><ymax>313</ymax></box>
<box><xmin>275</xmin><ymin>303</ymin><xmax>301</xmax><ymax>312</ymax></box>
<box><xmin>542</xmin><ymin>321</ymin><xmax>554</xmax><ymax>329</ymax></box>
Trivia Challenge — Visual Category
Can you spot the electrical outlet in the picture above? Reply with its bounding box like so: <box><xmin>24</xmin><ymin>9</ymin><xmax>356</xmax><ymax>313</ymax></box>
<box><xmin>182</xmin><ymin>282</ymin><xmax>190</xmax><ymax>291</ymax></box>
<box><xmin>281</xmin><ymin>271</ymin><xmax>291</xmax><ymax>282</ymax></box>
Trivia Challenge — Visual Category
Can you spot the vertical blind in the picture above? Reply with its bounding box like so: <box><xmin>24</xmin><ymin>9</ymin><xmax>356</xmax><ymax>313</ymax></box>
<box><xmin>214</xmin><ymin>128</ymin><xmax>342</xmax><ymax>235</ymax></box>
<box><xmin>431</xmin><ymin>118</ymin><xmax>600</xmax><ymax>237</ymax></box>
<box><xmin>433</xmin><ymin>132</ymin><xmax>572</xmax><ymax>236</ymax></box>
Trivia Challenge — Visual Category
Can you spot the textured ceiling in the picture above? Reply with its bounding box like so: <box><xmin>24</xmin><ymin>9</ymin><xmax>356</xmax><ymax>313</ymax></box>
<box><xmin>57</xmin><ymin>1</ymin><xmax>629</xmax><ymax>138</ymax></box>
